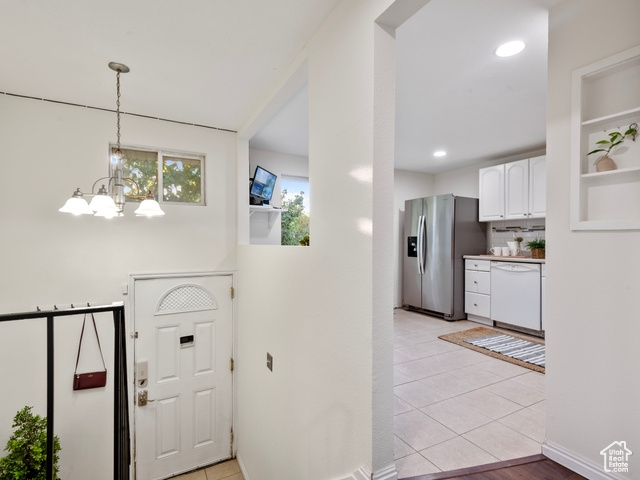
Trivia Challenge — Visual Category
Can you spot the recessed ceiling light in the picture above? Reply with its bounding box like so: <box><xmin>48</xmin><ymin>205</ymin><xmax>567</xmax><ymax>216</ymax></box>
<box><xmin>495</xmin><ymin>40</ymin><xmax>526</xmax><ymax>57</ymax></box>
<box><xmin>433</xmin><ymin>150</ymin><xmax>447</xmax><ymax>157</ymax></box>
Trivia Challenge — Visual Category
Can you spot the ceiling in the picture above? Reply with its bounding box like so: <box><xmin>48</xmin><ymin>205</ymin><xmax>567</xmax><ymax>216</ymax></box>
<box><xmin>251</xmin><ymin>0</ymin><xmax>561</xmax><ymax>174</ymax></box>
<box><xmin>1</xmin><ymin>0</ymin><xmax>559</xmax><ymax>175</ymax></box>
<box><xmin>0</xmin><ymin>0</ymin><xmax>341</xmax><ymax>130</ymax></box>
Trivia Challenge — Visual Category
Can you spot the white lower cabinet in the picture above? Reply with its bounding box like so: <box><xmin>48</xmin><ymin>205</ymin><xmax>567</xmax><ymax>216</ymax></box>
<box><xmin>465</xmin><ymin>292</ymin><xmax>491</xmax><ymax>318</ymax></box>
<box><xmin>464</xmin><ymin>259</ymin><xmax>491</xmax><ymax>324</ymax></box>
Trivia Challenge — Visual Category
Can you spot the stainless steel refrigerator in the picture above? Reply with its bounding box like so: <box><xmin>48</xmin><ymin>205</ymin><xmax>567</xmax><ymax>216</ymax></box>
<box><xmin>403</xmin><ymin>194</ymin><xmax>486</xmax><ymax>320</ymax></box>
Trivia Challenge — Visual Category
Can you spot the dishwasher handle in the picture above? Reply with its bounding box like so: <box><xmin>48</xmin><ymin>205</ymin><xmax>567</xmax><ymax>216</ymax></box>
<box><xmin>491</xmin><ymin>262</ymin><xmax>540</xmax><ymax>273</ymax></box>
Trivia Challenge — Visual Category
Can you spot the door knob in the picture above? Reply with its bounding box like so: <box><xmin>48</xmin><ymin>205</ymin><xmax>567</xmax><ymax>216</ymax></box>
<box><xmin>137</xmin><ymin>390</ymin><xmax>155</xmax><ymax>406</ymax></box>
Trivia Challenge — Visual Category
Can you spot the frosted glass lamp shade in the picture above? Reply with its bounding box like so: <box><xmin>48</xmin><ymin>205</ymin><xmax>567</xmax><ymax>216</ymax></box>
<box><xmin>94</xmin><ymin>208</ymin><xmax>123</xmax><ymax>218</ymax></box>
<box><xmin>59</xmin><ymin>189</ymin><xmax>93</xmax><ymax>215</ymax></box>
<box><xmin>135</xmin><ymin>195</ymin><xmax>165</xmax><ymax>217</ymax></box>
<box><xmin>89</xmin><ymin>192</ymin><xmax>118</xmax><ymax>216</ymax></box>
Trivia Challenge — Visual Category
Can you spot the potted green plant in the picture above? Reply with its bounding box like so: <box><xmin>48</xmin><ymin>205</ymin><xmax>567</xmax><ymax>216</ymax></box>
<box><xmin>526</xmin><ymin>238</ymin><xmax>546</xmax><ymax>259</ymax></box>
<box><xmin>0</xmin><ymin>406</ymin><xmax>61</xmax><ymax>480</ymax></box>
<box><xmin>587</xmin><ymin>123</ymin><xmax>637</xmax><ymax>172</ymax></box>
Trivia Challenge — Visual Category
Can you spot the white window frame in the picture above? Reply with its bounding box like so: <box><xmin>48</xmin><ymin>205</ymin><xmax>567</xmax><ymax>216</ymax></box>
<box><xmin>280</xmin><ymin>174</ymin><xmax>310</xmax><ymax>212</ymax></box>
<box><xmin>109</xmin><ymin>144</ymin><xmax>206</xmax><ymax>206</ymax></box>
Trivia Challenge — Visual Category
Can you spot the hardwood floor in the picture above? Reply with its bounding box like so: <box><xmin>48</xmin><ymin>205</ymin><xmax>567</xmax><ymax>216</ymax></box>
<box><xmin>400</xmin><ymin>454</ymin><xmax>586</xmax><ymax>480</ymax></box>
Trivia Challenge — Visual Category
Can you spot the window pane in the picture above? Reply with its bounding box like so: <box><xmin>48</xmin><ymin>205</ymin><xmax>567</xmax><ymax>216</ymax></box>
<box><xmin>116</xmin><ymin>148</ymin><xmax>159</xmax><ymax>201</ymax></box>
<box><xmin>281</xmin><ymin>176</ymin><xmax>310</xmax><ymax>246</ymax></box>
<box><xmin>163</xmin><ymin>156</ymin><xmax>202</xmax><ymax>203</ymax></box>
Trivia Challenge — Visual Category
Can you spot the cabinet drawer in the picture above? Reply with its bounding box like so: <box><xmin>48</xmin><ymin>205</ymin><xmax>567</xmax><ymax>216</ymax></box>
<box><xmin>465</xmin><ymin>292</ymin><xmax>490</xmax><ymax>318</ymax></box>
<box><xmin>465</xmin><ymin>270</ymin><xmax>490</xmax><ymax>294</ymax></box>
<box><xmin>465</xmin><ymin>259</ymin><xmax>491</xmax><ymax>272</ymax></box>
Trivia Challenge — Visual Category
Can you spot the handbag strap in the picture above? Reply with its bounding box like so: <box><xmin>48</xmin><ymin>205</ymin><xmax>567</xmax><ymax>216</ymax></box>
<box><xmin>75</xmin><ymin>313</ymin><xmax>107</xmax><ymax>374</ymax></box>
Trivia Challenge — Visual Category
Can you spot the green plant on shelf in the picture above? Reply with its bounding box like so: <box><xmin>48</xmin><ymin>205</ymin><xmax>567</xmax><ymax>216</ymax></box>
<box><xmin>587</xmin><ymin>124</ymin><xmax>637</xmax><ymax>163</ymax></box>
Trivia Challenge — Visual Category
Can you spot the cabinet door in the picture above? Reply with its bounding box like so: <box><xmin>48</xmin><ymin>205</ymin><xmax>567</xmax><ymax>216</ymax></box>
<box><xmin>465</xmin><ymin>292</ymin><xmax>490</xmax><ymax>318</ymax></box>
<box><xmin>505</xmin><ymin>159</ymin><xmax>529</xmax><ymax>219</ymax></box>
<box><xmin>529</xmin><ymin>155</ymin><xmax>546</xmax><ymax>218</ymax></box>
<box><xmin>478</xmin><ymin>165</ymin><xmax>504</xmax><ymax>221</ymax></box>
<box><xmin>465</xmin><ymin>270</ymin><xmax>490</xmax><ymax>294</ymax></box>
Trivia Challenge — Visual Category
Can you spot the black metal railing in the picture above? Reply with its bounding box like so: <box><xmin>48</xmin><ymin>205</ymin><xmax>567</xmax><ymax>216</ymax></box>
<box><xmin>0</xmin><ymin>304</ymin><xmax>130</xmax><ymax>480</ymax></box>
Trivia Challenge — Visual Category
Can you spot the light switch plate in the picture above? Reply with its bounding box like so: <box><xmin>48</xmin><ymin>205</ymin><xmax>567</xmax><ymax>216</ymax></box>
<box><xmin>266</xmin><ymin>353</ymin><xmax>273</xmax><ymax>372</ymax></box>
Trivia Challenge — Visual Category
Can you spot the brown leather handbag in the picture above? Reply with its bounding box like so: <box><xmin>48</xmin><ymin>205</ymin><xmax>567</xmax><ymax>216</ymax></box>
<box><xmin>73</xmin><ymin>313</ymin><xmax>107</xmax><ymax>390</ymax></box>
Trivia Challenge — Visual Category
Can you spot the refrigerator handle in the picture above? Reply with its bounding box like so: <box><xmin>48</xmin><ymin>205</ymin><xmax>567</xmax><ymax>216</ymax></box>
<box><xmin>417</xmin><ymin>215</ymin><xmax>425</xmax><ymax>275</ymax></box>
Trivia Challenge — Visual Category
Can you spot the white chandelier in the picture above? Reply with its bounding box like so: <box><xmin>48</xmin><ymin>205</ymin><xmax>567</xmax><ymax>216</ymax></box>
<box><xmin>59</xmin><ymin>62</ymin><xmax>165</xmax><ymax>218</ymax></box>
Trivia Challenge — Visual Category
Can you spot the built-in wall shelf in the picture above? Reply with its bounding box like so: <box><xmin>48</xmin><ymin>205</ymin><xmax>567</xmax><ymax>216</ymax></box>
<box><xmin>581</xmin><ymin>165</ymin><xmax>640</xmax><ymax>180</ymax></box>
<box><xmin>249</xmin><ymin>205</ymin><xmax>285</xmax><ymax>228</ymax></box>
<box><xmin>570</xmin><ymin>43</ymin><xmax>640</xmax><ymax>230</ymax></box>
<box><xmin>581</xmin><ymin>106</ymin><xmax>640</xmax><ymax>127</ymax></box>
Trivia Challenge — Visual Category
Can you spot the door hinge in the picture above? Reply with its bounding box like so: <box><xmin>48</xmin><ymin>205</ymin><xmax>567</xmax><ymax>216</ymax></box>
<box><xmin>230</xmin><ymin>358</ymin><xmax>234</xmax><ymax>372</ymax></box>
<box><xmin>230</xmin><ymin>286</ymin><xmax>235</xmax><ymax>299</ymax></box>
<box><xmin>230</xmin><ymin>427</ymin><xmax>234</xmax><ymax>457</ymax></box>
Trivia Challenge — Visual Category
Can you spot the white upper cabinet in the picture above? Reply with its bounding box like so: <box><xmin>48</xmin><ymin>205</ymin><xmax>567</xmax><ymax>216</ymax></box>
<box><xmin>528</xmin><ymin>155</ymin><xmax>547</xmax><ymax>218</ymax></box>
<box><xmin>479</xmin><ymin>156</ymin><xmax>546</xmax><ymax>222</ymax></box>
<box><xmin>478</xmin><ymin>165</ymin><xmax>505</xmax><ymax>221</ymax></box>
<box><xmin>505</xmin><ymin>159</ymin><xmax>529</xmax><ymax>219</ymax></box>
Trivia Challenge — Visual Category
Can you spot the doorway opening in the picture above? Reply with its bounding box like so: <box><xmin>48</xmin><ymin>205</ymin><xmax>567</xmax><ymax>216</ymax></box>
<box><xmin>388</xmin><ymin>0</ymin><xmax>550</xmax><ymax>476</ymax></box>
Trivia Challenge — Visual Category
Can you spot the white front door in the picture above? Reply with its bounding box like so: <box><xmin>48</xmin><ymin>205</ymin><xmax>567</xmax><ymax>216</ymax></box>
<box><xmin>133</xmin><ymin>273</ymin><xmax>234</xmax><ymax>480</ymax></box>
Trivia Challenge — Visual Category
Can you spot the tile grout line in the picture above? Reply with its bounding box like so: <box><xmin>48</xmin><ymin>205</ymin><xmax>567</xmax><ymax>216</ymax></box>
<box><xmin>393</xmin><ymin>313</ymin><xmax>545</xmax><ymax>477</ymax></box>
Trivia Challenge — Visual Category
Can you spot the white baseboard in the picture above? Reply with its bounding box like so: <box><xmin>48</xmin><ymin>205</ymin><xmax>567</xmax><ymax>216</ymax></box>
<box><xmin>372</xmin><ymin>462</ymin><xmax>398</xmax><ymax>480</ymax></box>
<box><xmin>236</xmin><ymin>454</ymin><xmax>250</xmax><ymax>480</ymax></box>
<box><xmin>467</xmin><ymin>314</ymin><xmax>492</xmax><ymax>326</ymax></box>
<box><xmin>339</xmin><ymin>463</ymin><xmax>397</xmax><ymax>480</ymax></box>
<box><xmin>542</xmin><ymin>441</ymin><xmax>622</xmax><ymax>480</ymax></box>
<box><xmin>340</xmin><ymin>466</ymin><xmax>370</xmax><ymax>480</ymax></box>
<box><xmin>241</xmin><ymin>458</ymin><xmax>396</xmax><ymax>480</ymax></box>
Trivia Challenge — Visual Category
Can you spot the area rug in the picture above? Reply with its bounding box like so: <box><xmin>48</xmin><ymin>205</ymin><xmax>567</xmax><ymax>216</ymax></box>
<box><xmin>438</xmin><ymin>326</ymin><xmax>545</xmax><ymax>373</ymax></box>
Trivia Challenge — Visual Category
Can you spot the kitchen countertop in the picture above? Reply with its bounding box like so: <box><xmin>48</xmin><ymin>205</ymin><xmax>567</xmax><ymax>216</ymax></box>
<box><xmin>464</xmin><ymin>254</ymin><xmax>545</xmax><ymax>264</ymax></box>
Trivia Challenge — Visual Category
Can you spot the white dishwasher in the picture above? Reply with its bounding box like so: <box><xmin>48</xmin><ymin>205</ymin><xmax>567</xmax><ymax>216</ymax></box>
<box><xmin>491</xmin><ymin>262</ymin><xmax>541</xmax><ymax>331</ymax></box>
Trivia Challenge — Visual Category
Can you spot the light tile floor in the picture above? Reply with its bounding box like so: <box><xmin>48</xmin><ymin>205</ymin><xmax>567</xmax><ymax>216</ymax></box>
<box><xmin>393</xmin><ymin>308</ymin><xmax>545</xmax><ymax>479</ymax></box>
<box><xmin>173</xmin><ymin>459</ymin><xmax>243</xmax><ymax>480</ymax></box>
<box><xmin>172</xmin><ymin>310</ymin><xmax>544</xmax><ymax>480</ymax></box>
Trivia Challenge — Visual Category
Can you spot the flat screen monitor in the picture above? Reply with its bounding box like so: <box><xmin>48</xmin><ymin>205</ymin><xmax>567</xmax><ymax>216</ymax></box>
<box><xmin>250</xmin><ymin>165</ymin><xmax>277</xmax><ymax>203</ymax></box>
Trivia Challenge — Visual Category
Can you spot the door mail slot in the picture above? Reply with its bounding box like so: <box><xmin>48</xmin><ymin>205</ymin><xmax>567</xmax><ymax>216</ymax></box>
<box><xmin>180</xmin><ymin>335</ymin><xmax>194</xmax><ymax>348</ymax></box>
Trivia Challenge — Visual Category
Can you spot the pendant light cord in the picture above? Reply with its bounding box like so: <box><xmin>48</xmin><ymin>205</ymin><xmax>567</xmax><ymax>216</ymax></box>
<box><xmin>116</xmin><ymin>70</ymin><xmax>121</xmax><ymax>153</ymax></box>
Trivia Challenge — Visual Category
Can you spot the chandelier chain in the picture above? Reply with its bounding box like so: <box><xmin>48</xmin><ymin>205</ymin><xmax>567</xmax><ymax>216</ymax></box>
<box><xmin>116</xmin><ymin>71</ymin><xmax>121</xmax><ymax>151</ymax></box>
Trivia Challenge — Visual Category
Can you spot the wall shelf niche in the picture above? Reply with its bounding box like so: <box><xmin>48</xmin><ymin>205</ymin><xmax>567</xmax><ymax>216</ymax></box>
<box><xmin>571</xmin><ymin>44</ymin><xmax>640</xmax><ymax>230</ymax></box>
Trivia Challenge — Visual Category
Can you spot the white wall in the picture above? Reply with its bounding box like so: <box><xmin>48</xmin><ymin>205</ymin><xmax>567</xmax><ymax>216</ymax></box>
<box><xmin>433</xmin><ymin>161</ymin><xmax>487</xmax><ymax>198</ymax></box>
<box><xmin>545</xmin><ymin>1</ymin><xmax>640</xmax><ymax>477</ymax></box>
<box><xmin>235</xmin><ymin>1</ymin><xmax>399</xmax><ymax>478</ymax></box>
<box><xmin>392</xmin><ymin>169</ymin><xmax>434</xmax><ymax>307</ymax></box>
<box><xmin>433</xmin><ymin>162</ymin><xmax>483</xmax><ymax>198</ymax></box>
<box><xmin>0</xmin><ymin>94</ymin><xmax>237</xmax><ymax>479</ymax></box>
<box><xmin>248</xmin><ymin>148</ymin><xmax>308</xmax><ymax>245</ymax></box>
